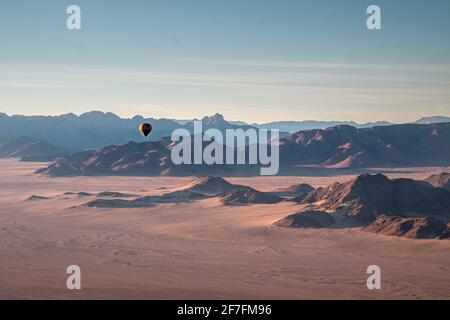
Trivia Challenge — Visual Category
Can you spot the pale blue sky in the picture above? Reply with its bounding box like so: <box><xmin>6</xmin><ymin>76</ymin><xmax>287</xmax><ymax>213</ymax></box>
<box><xmin>0</xmin><ymin>0</ymin><xmax>449</xmax><ymax>123</ymax></box>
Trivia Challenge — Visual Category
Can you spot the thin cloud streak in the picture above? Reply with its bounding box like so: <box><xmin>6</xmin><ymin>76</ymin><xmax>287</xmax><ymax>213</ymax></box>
<box><xmin>2</xmin><ymin>64</ymin><xmax>449</xmax><ymax>93</ymax></box>
<box><xmin>1</xmin><ymin>62</ymin><xmax>449</xmax><ymax>123</ymax></box>
<box><xmin>170</xmin><ymin>57</ymin><xmax>450</xmax><ymax>73</ymax></box>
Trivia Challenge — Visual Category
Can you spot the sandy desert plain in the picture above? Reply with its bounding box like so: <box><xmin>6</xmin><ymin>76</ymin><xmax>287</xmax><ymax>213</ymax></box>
<box><xmin>0</xmin><ymin>159</ymin><xmax>449</xmax><ymax>300</ymax></box>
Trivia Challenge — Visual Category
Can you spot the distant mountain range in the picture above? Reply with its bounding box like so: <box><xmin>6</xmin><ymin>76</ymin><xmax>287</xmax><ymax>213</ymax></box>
<box><xmin>35</xmin><ymin>122</ymin><xmax>450</xmax><ymax>177</ymax></box>
<box><xmin>414</xmin><ymin>116</ymin><xmax>450</xmax><ymax>125</ymax></box>
<box><xmin>1</xmin><ymin>111</ymin><xmax>449</xmax><ymax>150</ymax></box>
<box><xmin>0</xmin><ymin>111</ymin><xmax>181</xmax><ymax>149</ymax></box>
<box><xmin>253</xmin><ymin>116</ymin><xmax>450</xmax><ymax>132</ymax></box>
<box><xmin>0</xmin><ymin>112</ymin><xmax>264</xmax><ymax>150</ymax></box>
<box><xmin>253</xmin><ymin>120</ymin><xmax>394</xmax><ymax>132</ymax></box>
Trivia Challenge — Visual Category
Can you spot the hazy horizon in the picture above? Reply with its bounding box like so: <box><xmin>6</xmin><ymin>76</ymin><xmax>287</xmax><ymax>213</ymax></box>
<box><xmin>1</xmin><ymin>0</ymin><xmax>450</xmax><ymax>123</ymax></box>
<box><xmin>1</xmin><ymin>109</ymin><xmax>449</xmax><ymax>125</ymax></box>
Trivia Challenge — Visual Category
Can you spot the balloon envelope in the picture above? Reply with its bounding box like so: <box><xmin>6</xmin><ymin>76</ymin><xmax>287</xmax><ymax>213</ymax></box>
<box><xmin>139</xmin><ymin>123</ymin><xmax>152</xmax><ymax>137</ymax></box>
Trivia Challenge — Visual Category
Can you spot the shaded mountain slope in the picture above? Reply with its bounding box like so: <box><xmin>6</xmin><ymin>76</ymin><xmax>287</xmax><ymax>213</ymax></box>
<box><xmin>273</xmin><ymin>183</ymin><xmax>315</xmax><ymax>197</ymax></box>
<box><xmin>0</xmin><ymin>137</ymin><xmax>75</xmax><ymax>162</ymax></box>
<box><xmin>278</xmin><ymin>122</ymin><xmax>450</xmax><ymax>169</ymax></box>
<box><xmin>35</xmin><ymin>122</ymin><xmax>450</xmax><ymax>176</ymax></box>
<box><xmin>35</xmin><ymin>139</ymin><xmax>244</xmax><ymax>177</ymax></box>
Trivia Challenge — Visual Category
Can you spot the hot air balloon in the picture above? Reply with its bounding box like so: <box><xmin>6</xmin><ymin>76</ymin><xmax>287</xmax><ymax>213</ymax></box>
<box><xmin>139</xmin><ymin>123</ymin><xmax>152</xmax><ymax>138</ymax></box>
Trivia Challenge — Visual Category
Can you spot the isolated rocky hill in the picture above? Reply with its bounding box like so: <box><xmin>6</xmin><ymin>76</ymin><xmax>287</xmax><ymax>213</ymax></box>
<box><xmin>182</xmin><ymin>176</ymin><xmax>236</xmax><ymax>195</ymax></box>
<box><xmin>220</xmin><ymin>186</ymin><xmax>283</xmax><ymax>205</ymax></box>
<box><xmin>184</xmin><ymin>176</ymin><xmax>283</xmax><ymax>205</ymax></box>
<box><xmin>274</xmin><ymin>173</ymin><xmax>450</xmax><ymax>240</ymax></box>
<box><xmin>79</xmin><ymin>176</ymin><xmax>281</xmax><ymax>208</ymax></box>
<box><xmin>294</xmin><ymin>173</ymin><xmax>450</xmax><ymax>222</ymax></box>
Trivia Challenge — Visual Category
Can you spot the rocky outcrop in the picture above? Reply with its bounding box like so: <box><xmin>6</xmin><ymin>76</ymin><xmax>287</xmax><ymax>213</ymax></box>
<box><xmin>274</xmin><ymin>184</ymin><xmax>315</xmax><ymax>197</ymax></box>
<box><xmin>82</xmin><ymin>190</ymin><xmax>208</xmax><ymax>208</ymax></box>
<box><xmin>274</xmin><ymin>211</ymin><xmax>335</xmax><ymax>229</ymax></box>
<box><xmin>220</xmin><ymin>186</ymin><xmax>283</xmax><ymax>205</ymax></box>
<box><xmin>363</xmin><ymin>215</ymin><xmax>450</xmax><ymax>240</ymax></box>
<box><xmin>425</xmin><ymin>172</ymin><xmax>450</xmax><ymax>191</ymax></box>
<box><xmin>275</xmin><ymin>174</ymin><xmax>450</xmax><ymax>240</ymax></box>
<box><xmin>183</xmin><ymin>177</ymin><xmax>235</xmax><ymax>196</ymax></box>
